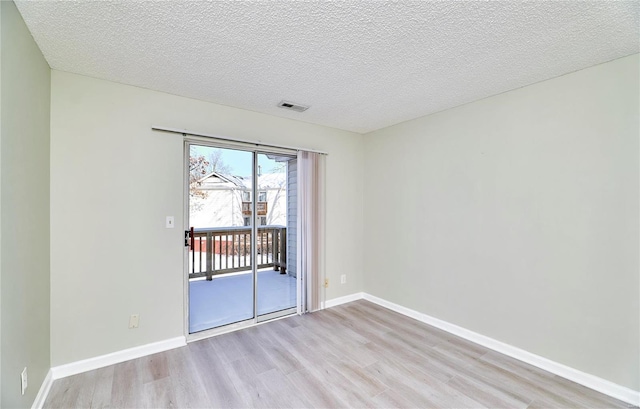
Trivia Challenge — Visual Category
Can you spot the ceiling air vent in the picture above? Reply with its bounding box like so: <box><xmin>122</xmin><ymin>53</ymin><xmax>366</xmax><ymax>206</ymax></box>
<box><xmin>277</xmin><ymin>100</ymin><xmax>309</xmax><ymax>112</ymax></box>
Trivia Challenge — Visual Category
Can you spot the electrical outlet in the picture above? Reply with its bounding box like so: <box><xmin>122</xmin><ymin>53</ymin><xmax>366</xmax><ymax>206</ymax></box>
<box><xmin>341</xmin><ymin>274</ymin><xmax>346</xmax><ymax>284</ymax></box>
<box><xmin>324</xmin><ymin>278</ymin><xmax>329</xmax><ymax>288</ymax></box>
<box><xmin>21</xmin><ymin>367</ymin><xmax>27</xmax><ymax>395</ymax></box>
<box><xmin>129</xmin><ymin>314</ymin><xmax>139</xmax><ymax>329</ymax></box>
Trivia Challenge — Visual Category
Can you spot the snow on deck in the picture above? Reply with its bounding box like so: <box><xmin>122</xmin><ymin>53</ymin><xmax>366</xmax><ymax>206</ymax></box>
<box><xmin>189</xmin><ymin>268</ymin><xmax>296</xmax><ymax>333</ymax></box>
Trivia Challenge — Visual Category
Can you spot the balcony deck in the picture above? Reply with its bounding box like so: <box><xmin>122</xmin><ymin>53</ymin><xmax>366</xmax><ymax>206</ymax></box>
<box><xmin>189</xmin><ymin>268</ymin><xmax>296</xmax><ymax>333</ymax></box>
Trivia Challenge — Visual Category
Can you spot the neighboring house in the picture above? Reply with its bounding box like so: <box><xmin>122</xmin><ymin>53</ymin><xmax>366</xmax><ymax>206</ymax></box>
<box><xmin>190</xmin><ymin>171</ymin><xmax>288</xmax><ymax>228</ymax></box>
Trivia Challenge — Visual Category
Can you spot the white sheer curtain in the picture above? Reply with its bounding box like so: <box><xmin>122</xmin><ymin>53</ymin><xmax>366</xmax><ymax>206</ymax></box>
<box><xmin>296</xmin><ymin>151</ymin><xmax>326</xmax><ymax>313</ymax></box>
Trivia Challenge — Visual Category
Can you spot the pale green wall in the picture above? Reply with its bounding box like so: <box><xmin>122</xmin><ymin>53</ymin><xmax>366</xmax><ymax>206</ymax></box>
<box><xmin>0</xmin><ymin>1</ymin><xmax>51</xmax><ymax>407</ymax></box>
<box><xmin>49</xmin><ymin>71</ymin><xmax>364</xmax><ymax>366</ymax></box>
<box><xmin>363</xmin><ymin>54</ymin><xmax>639</xmax><ymax>391</ymax></box>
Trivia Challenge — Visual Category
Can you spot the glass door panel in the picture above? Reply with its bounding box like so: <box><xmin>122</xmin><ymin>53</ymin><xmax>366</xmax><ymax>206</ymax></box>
<box><xmin>256</xmin><ymin>152</ymin><xmax>298</xmax><ymax>319</ymax></box>
<box><xmin>188</xmin><ymin>144</ymin><xmax>255</xmax><ymax>333</ymax></box>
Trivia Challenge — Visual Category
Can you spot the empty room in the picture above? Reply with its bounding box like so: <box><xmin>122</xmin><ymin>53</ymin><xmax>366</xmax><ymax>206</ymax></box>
<box><xmin>1</xmin><ymin>1</ymin><xmax>638</xmax><ymax>408</ymax></box>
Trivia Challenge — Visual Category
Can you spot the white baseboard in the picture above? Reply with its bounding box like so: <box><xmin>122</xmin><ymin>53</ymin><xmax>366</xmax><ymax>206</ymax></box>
<box><xmin>31</xmin><ymin>369</ymin><xmax>53</xmax><ymax>409</ymax></box>
<box><xmin>360</xmin><ymin>293</ymin><xmax>640</xmax><ymax>406</ymax></box>
<box><xmin>51</xmin><ymin>336</ymin><xmax>186</xmax><ymax>380</ymax></box>
<box><xmin>323</xmin><ymin>292</ymin><xmax>364</xmax><ymax>309</ymax></box>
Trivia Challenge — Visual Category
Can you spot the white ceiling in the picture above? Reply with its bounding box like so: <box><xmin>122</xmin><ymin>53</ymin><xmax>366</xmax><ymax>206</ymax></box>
<box><xmin>15</xmin><ymin>1</ymin><xmax>639</xmax><ymax>134</ymax></box>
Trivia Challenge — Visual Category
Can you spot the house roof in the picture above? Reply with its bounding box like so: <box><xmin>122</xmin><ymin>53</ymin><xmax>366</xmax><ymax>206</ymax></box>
<box><xmin>198</xmin><ymin>172</ymin><xmax>247</xmax><ymax>189</ymax></box>
<box><xmin>198</xmin><ymin>172</ymin><xmax>285</xmax><ymax>190</ymax></box>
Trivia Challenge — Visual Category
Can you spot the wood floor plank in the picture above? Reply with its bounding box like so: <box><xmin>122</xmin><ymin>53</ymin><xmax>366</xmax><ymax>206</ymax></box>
<box><xmin>224</xmin><ymin>357</ymin><xmax>270</xmax><ymax>408</ymax></box>
<box><xmin>304</xmin><ymin>309</ymin><xmax>370</xmax><ymax>345</ymax></box>
<box><xmin>256</xmin><ymin>367</ymin><xmax>313</xmax><ymax>408</ymax></box>
<box><xmin>89</xmin><ymin>365</ymin><xmax>115</xmax><ymax>409</ymax></box>
<box><xmin>43</xmin><ymin>300</ymin><xmax>632</xmax><ymax>409</ymax></box>
<box><xmin>287</xmin><ymin>368</ymin><xmax>349</xmax><ymax>408</ymax></box>
<box><xmin>267</xmin><ymin>318</ymin><xmax>349</xmax><ymax>369</ymax></box>
<box><xmin>364</xmin><ymin>331</ymin><xmax>461</xmax><ymax>383</ymax></box>
<box><xmin>367</xmin><ymin>358</ymin><xmax>487</xmax><ymax>409</ymax></box>
<box><xmin>330</xmin><ymin>358</ymin><xmax>388</xmax><ymax>397</ymax></box>
<box><xmin>480</xmin><ymin>350</ymin><xmax>561</xmax><ymax>383</ymax></box>
<box><xmin>206</xmin><ymin>331</ymin><xmax>244</xmax><ymax>364</ymax></box>
<box><xmin>141</xmin><ymin>377</ymin><xmax>176</xmax><ymax>408</ymax></box>
<box><xmin>446</xmin><ymin>374</ymin><xmax>531</xmax><ymax>409</ymax></box>
<box><xmin>111</xmin><ymin>359</ymin><xmax>143</xmax><ymax>408</ymax></box>
<box><xmin>470</xmin><ymin>355</ymin><xmax>591</xmax><ymax>408</ymax></box>
<box><xmin>305</xmin><ymin>361</ymin><xmax>374</xmax><ymax>408</ymax></box>
<box><xmin>165</xmin><ymin>346</ymin><xmax>212</xmax><ymax>409</ymax></box>
<box><xmin>434</xmin><ymin>335</ymin><xmax>493</xmax><ymax>360</ymax></box>
<box><xmin>479</xmin><ymin>351</ymin><xmax>630</xmax><ymax>408</ymax></box>
<box><xmin>369</xmin><ymin>388</ymin><xmax>418</xmax><ymax>409</ymax></box>
<box><xmin>300</xmin><ymin>318</ymin><xmax>380</xmax><ymax>367</ymax></box>
<box><xmin>44</xmin><ymin>376</ymin><xmax>83</xmax><ymax>409</ymax></box>
<box><xmin>139</xmin><ymin>351</ymin><xmax>170</xmax><ymax>384</ymax></box>
<box><xmin>348</xmin><ymin>300</ymin><xmax>450</xmax><ymax>343</ymax></box>
<box><xmin>252</xmin><ymin>332</ymin><xmax>304</xmax><ymax>375</ymax></box>
<box><xmin>187</xmin><ymin>341</ymin><xmax>246</xmax><ymax>408</ymax></box>
<box><xmin>72</xmin><ymin>370</ymin><xmax>98</xmax><ymax>408</ymax></box>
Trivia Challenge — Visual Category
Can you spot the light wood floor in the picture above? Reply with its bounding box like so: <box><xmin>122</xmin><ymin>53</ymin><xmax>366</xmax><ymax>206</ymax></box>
<box><xmin>44</xmin><ymin>300</ymin><xmax>632</xmax><ymax>409</ymax></box>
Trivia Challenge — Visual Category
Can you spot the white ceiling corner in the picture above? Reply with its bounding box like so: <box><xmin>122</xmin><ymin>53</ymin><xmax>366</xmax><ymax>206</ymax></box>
<box><xmin>14</xmin><ymin>1</ymin><xmax>640</xmax><ymax>134</ymax></box>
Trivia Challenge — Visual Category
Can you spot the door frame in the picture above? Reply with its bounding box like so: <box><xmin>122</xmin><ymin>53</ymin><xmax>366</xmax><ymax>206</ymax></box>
<box><xmin>183</xmin><ymin>138</ymin><xmax>299</xmax><ymax>342</ymax></box>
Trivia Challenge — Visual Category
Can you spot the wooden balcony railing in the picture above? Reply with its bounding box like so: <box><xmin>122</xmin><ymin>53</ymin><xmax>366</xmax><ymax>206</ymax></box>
<box><xmin>189</xmin><ymin>225</ymin><xmax>286</xmax><ymax>280</ymax></box>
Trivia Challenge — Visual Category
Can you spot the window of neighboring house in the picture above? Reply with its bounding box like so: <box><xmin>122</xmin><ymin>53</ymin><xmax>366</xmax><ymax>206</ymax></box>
<box><xmin>244</xmin><ymin>216</ymin><xmax>265</xmax><ymax>226</ymax></box>
<box><xmin>258</xmin><ymin>191</ymin><xmax>267</xmax><ymax>202</ymax></box>
<box><xmin>242</xmin><ymin>191</ymin><xmax>250</xmax><ymax>202</ymax></box>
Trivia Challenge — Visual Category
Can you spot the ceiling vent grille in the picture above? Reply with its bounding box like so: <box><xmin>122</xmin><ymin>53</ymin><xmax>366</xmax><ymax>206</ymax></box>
<box><xmin>277</xmin><ymin>100</ymin><xmax>309</xmax><ymax>112</ymax></box>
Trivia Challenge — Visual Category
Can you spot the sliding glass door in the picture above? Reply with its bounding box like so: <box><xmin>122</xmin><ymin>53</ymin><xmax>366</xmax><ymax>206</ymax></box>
<box><xmin>186</xmin><ymin>142</ymin><xmax>297</xmax><ymax>335</ymax></box>
<box><xmin>256</xmin><ymin>152</ymin><xmax>297</xmax><ymax>321</ymax></box>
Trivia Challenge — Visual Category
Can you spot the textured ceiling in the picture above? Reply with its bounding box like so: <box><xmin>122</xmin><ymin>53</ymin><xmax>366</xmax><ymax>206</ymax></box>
<box><xmin>14</xmin><ymin>1</ymin><xmax>639</xmax><ymax>134</ymax></box>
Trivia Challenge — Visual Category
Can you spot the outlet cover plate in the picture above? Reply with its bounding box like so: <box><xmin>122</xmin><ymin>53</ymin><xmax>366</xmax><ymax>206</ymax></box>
<box><xmin>21</xmin><ymin>367</ymin><xmax>27</xmax><ymax>395</ymax></box>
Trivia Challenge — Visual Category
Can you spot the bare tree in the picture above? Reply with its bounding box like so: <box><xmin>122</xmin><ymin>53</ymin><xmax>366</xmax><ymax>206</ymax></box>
<box><xmin>265</xmin><ymin>175</ymin><xmax>287</xmax><ymax>225</ymax></box>
<box><xmin>268</xmin><ymin>162</ymin><xmax>286</xmax><ymax>173</ymax></box>
<box><xmin>189</xmin><ymin>153</ymin><xmax>210</xmax><ymax>201</ymax></box>
<box><xmin>190</xmin><ymin>148</ymin><xmax>234</xmax><ymax>212</ymax></box>
<box><xmin>209</xmin><ymin>149</ymin><xmax>231</xmax><ymax>174</ymax></box>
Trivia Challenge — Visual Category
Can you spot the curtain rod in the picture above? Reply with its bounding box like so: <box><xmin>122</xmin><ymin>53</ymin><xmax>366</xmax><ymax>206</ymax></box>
<box><xmin>152</xmin><ymin>126</ymin><xmax>329</xmax><ymax>155</ymax></box>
